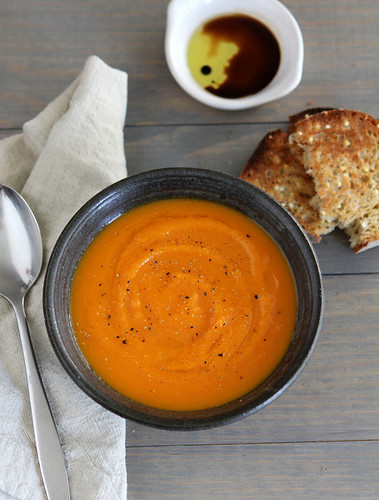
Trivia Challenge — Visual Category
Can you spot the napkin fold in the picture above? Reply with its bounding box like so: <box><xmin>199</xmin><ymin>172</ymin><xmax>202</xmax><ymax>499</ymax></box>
<box><xmin>0</xmin><ymin>56</ymin><xmax>128</xmax><ymax>500</ymax></box>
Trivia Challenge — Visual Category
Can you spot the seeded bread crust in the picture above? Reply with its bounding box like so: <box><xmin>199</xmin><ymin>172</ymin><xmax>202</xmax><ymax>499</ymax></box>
<box><xmin>289</xmin><ymin>107</ymin><xmax>336</xmax><ymax>132</ymax></box>
<box><xmin>240</xmin><ymin>129</ymin><xmax>334</xmax><ymax>242</ymax></box>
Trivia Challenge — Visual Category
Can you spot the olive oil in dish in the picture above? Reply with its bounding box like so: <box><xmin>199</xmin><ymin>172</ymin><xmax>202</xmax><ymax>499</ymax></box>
<box><xmin>187</xmin><ymin>14</ymin><xmax>281</xmax><ymax>99</ymax></box>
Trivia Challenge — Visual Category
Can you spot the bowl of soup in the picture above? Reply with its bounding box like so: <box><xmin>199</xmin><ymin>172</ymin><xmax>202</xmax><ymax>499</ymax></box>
<box><xmin>165</xmin><ymin>0</ymin><xmax>304</xmax><ymax>110</ymax></box>
<box><xmin>44</xmin><ymin>168</ymin><xmax>323</xmax><ymax>429</ymax></box>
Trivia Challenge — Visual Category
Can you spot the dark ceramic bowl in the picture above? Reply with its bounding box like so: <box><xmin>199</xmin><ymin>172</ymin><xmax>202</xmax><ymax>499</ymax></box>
<box><xmin>44</xmin><ymin>168</ymin><xmax>323</xmax><ymax>430</ymax></box>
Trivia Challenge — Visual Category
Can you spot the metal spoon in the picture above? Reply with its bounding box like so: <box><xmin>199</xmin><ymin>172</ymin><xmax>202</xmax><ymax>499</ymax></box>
<box><xmin>0</xmin><ymin>184</ymin><xmax>70</xmax><ymax>500</ymax></box>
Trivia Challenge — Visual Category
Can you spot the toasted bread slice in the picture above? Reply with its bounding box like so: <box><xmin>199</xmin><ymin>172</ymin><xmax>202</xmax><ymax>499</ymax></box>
<box><xmin>289</xmin><ymin>109</ymin><xmax>379</xmax><ymax>252</ymax></box>
<box><xmin>289</xmin><ymin>109</ymin><xmax>379</xmax><ymax>226</ymax></box>
<box><xmin>241</xmin><ymin>108</ymin><xmax>379</xmax><ymax>252</ymax></box>
<box><xmin>240</xmin><ymin>129</ymin><xmax>334</xmax><ymax>242</ymax></box>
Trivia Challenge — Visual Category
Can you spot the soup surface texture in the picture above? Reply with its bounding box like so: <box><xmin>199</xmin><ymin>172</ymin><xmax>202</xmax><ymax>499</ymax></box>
<box><xmin>70</xmin><ymin>198</ymin><xmax>297</xmax><ymax>411</ymax></box>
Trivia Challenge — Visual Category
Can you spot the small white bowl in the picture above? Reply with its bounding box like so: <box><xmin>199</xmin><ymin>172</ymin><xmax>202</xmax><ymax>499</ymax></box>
<box><xmin>165</xmin><ymin>0</ymin><xmax>304</xmax><ymax>110</ymax></box>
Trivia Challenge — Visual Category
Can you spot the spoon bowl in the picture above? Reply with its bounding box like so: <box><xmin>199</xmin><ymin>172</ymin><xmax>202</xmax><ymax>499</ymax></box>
<box><xmin>0</xmin><ymin>185</ymin><xmax>42</xmax><ymax>300</ymax></box>
<box><xmin>0</xmin><ymin>184</ymin><xmax>70</xmax><ymax>500</ymax></box>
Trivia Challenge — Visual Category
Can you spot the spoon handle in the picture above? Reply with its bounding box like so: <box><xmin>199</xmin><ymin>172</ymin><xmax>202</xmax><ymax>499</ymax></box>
<box><xmin>13</xmin><ymin>298</ymin><xmax>71</xmax><ymax>500</ymax></box>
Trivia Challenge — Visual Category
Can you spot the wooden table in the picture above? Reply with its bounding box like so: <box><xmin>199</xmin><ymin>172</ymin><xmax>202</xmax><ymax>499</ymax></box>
<box><xmin>1</xmin><ymin>1</ymin><xmax>378</xmax><ymax>498</ymax></box>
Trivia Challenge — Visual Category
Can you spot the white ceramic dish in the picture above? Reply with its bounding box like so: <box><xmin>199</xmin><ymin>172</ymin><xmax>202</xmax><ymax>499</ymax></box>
<box><xmin>165</xmin><ymin>0</ymin><xmax>304</xmax><ymax>110</ymax></box>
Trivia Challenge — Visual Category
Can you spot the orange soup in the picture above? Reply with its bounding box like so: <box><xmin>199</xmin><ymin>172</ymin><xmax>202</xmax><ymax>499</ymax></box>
<box><xmin>70</xmin><ymin>198</ymin><xmax>297</xmax><ymax>411</ymax></box>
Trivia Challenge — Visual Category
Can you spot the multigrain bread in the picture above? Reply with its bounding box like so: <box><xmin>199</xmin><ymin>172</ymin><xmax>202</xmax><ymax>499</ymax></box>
<box><xmin>289</xmin><ymin>109</ymin><xmax>379</xmax><ymax>226</ymax></box>
<box><xmin>241</xmin><ymin>108</ymin><xmax>379</xmax><ymax>252</ymax></box>
<box><xmin>289</xmin><ymin>109</ymin><xmax>379</xmax><ymax>252</ymax></box>
<box><xmin>240</xmin><ymin>128</ymin><xmax>334</xmax><ymax>242</ymax></box>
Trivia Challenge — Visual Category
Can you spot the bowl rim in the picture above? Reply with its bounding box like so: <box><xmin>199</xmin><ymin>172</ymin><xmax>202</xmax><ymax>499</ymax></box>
<box><xmin>43</xmin><ymin>167</ymin><xmax>323</xmax><ymax>430</ymax></box>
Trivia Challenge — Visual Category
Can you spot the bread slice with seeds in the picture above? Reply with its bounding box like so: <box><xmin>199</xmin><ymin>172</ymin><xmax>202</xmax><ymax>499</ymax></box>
<box><xmin>241</xmin><ymin>108</ymin><xmax>379</xmax><ymax>252</ymax></box>
<box><xmin>240</xmin><ymin>128</ymin><xmax>334</xmax><ymax>242</ymax></box>
<box><xmin>289</xmin><ymin>109</ymin><xmax>379</xmax><ymax>251</ymax></box>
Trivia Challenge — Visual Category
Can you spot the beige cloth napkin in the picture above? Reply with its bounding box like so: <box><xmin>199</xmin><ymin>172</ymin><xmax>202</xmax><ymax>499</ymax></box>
<box><xmin>0</xmin><ymin>56</ymin><xmax>128</xmax><ymax>500</ymax></box>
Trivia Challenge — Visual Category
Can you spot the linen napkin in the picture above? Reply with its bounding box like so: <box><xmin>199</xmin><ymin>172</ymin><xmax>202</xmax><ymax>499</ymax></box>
<box><xmin>0</xmin><ymin>56</ymin><xmax>128</xmax><ymax>500</ymax></box>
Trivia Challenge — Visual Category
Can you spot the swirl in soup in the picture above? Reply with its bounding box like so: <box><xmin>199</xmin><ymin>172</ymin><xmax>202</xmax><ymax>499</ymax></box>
<box><xmin>70</xmin><ymin>198</ymin><xmax>297</xmax><ymax>411</ymax></box>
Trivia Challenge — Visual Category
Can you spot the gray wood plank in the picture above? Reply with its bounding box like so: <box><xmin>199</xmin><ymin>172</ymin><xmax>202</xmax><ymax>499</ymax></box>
<box><xmin>0</xmin><ymin>0</ymin><xmax>378</xmax><ymax>128</ymax></box>
<box><xmin>126</xmin><ymin>441</ymin><xmax>379</xmax><ymax>499</ymax></box>
<box><xmin>126</xmin><ymin>274</ymin><xmax>379</xmax><ymax>446</ymax></box>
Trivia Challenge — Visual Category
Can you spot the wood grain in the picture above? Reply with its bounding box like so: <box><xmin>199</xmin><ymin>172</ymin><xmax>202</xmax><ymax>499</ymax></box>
<box><xmin>0</xmin><ymin>0</ymin><xmax>378</xmax><ymax>128</ymax></box>
<box><xmin>126</xmin><ymin>441</ymin><xmax>379</xmax><ymax>499</ymax></box>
